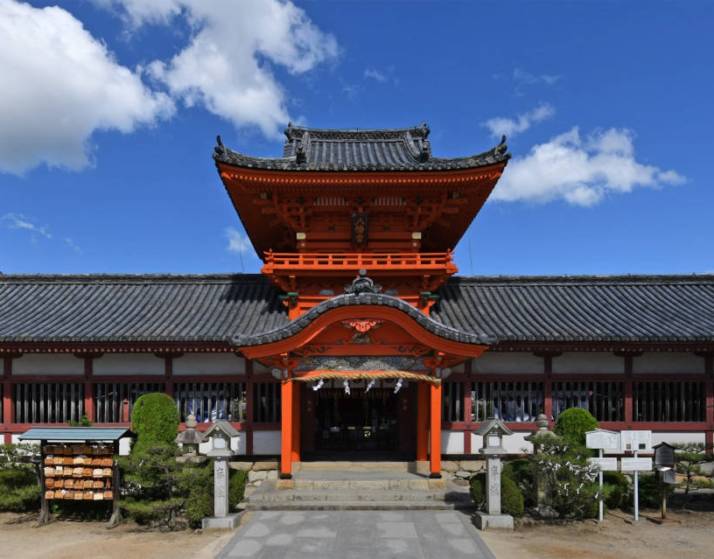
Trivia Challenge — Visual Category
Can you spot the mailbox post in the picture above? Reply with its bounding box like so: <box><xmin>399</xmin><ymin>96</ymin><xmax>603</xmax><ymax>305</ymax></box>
<box><xmin>473</xmin><ymin>417</ymin><xmax>514</xmax><ymax>530</ymax></box>
<box><xmin>620</xmin><ymin>430</ymin><xmax>653</xmax><ymax>522</ymax></box>
<box><xmin>586</xmin><ymin>429</ymin><xmax>620</xmax><ymax>523</ymax></box>
<box><xmin>653</xmin><ymin>442</ymin><xmax>676</xmax><ymax>519</ymax></box>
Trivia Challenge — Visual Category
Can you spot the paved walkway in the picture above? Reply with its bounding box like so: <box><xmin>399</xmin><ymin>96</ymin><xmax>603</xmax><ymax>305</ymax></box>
<box><xmin>218</xmin><ymin>510</ymin><xmax>495</xmax><ymax>559</ymax></box>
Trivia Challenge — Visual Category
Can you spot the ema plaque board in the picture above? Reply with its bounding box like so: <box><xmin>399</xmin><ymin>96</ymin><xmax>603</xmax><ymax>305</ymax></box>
<box><xmin>620</xmin><ymin>457</ymin><xmax>653</xmax><ymax>472</ymax></box>
<box><xmin>620</xmin><ymin>430</ymin><xmax>652</xmax><ymax>454</ymax></box>
<box><xmin>586</xmin><ymin>429</ymin><xmax>620</xmax><ymax>452</ymax></box>
<box><xmin>588</xmin><ymin>457</ymin><xmax>618</xmax><ymax>471</ymax></box>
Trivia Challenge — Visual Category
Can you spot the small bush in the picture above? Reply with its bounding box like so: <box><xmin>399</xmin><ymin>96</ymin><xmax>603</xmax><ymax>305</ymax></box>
<box><xmin>632</xmin><ymin>473</ymin><xmax>674</xmax><ymax>509</ymax></box>
<box><xmin>179</xmin><ymin>464</ymin><xmax>213</xmax><ymax>528</ymax></box>
<box><xmin>602</xmin><ymin>471</ymin><xmax>629</xmax><ymax>510</ymax></box>
<box><xmin>0</xmin><ymin>444</ymin><xmax>41</xmax><ymax>513</ymax></box>
<box><xmin>230</xmin><ymin>470</ymin><xmax>248</xmax><ymax>510</ymax></box>
<box><xmin>554</xmin><ymin>408</ymin><xmax>598</xmax><ymax>447</ymax></box>
<box><xmin>469</xmin><ymin>470</ymin><xmax>525</xmax><ymax>517</ymax></box>
<box><xmin>131</xmin><ymin>393</ymin><xmax>179</xmax><ymax>452</ymax></box>
<box><xmin>503</xmin><ymin>459</ymin><xmax>536</xmax><ymax>508</ymax></box>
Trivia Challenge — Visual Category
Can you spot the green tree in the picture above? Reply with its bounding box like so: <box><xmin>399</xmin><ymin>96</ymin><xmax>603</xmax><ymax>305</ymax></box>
<box><xmin>554</xmin><ymin>408</ymin><xmax>598</xmax><ymax>448</ymax></box>
<box><xmin>0</xmin><ymin>444</ymin><xmax>41</xmax><ymax>512</ymax></box>
<box><xmin>130</xmin><ymin>393</ymin><xmax>179</xmax><ymax>453</ymax></box>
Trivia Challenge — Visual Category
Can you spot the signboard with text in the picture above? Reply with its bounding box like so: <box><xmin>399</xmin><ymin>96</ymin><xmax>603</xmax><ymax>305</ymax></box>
<box><xmin>588</xmin><ymin>457</ymin><xmax>619</xmax><ymax>471</ymax></box>
<box><xmin>586</xmin><ymin>429</ymin><xmax>621</xmax><ymax>452</ymax></box>
<box><xmin>620</xmin><ymin>457</ymin><xmax>653</xmax><ymax>472</ymax></box>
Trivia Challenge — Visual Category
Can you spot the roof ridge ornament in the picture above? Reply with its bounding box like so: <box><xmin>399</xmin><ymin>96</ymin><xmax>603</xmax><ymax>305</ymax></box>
<box><xmin>344</xmin><ymin>269</ymin><xmax>382</xmax><ymax>295</ymax></box>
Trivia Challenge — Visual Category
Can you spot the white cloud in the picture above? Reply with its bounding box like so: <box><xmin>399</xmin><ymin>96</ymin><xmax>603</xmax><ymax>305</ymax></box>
<box><xmin>483</xmin><ymin>104</ymin><xmax>555</xmax><ymax>138</ymax></box>
<box><xmin>364</xmin><ymin>68</ymin><xmax>387</xmax><ymax>83</ymax></box>
<box><xmin>100</xmin><ymin>0</ymin><xmax>338</xmax><ymax>139</ymax></box>
<box><xmin>0</xmin><ymin>0</ymin><xmax>174</xmax><ymax>174</ymax></box>
<box><xmin>513</xmin><ymin>68</ymin><xmax>560</xmax><ymax>87</ymax></box>
<box><xmin>493</xmin><ymin>127</ymin><xmax>685</xmax><ymax>206</ymax></box>
<box><xmin>225</xmin><ymin>227</ymin><xmax>251</xmax><ymax>254</ymax></box>
<box><xmin>1</xmin><ymin>213</ymin><xmax>52</xmax><ymax>239</ymax></box>
<box><xmin>64</xmin><ymin>237</ymin><xmax>83</xmax><ymax>254</ymax></box>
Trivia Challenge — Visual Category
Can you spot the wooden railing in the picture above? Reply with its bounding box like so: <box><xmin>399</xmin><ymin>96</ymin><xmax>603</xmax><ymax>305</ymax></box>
<box><xmin>263</xmin><ymin>251</ymin><xmax>455</xmax><ymax>271</ymax></box>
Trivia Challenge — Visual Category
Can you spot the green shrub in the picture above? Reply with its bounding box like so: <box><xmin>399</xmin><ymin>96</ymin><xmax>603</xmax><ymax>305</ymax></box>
<box><xmin>503</xmin><ymin>459</ymin><xmax>536</xmax><ymax>508</ymax></box>
<box><xmin>230</xmin><ymin>470</ymin><xmax>248</xmax><ymax>510</ymax></box>
<box><xmin>554</xmin><ymin>408</ymin><xmax>598</xmax><ymax>447</ymax></box>
<box><xmin>120</xmin><ymin>441</ymin><xmax>184</xmax><ymax>529</ymax></box>
<box><xmin>179</xmin><ymin>464</ymin><xmax>213</xmax><ymax>528</ymax></box>
<box><xmin>632</xmin><ymin>473</ymin><xmax>674</xmax><ymax>509</ymax></box>
<box><xmin>530</xmin><ymin>436</ymin><xmax>599</xmax><ymax>519</ymax></box>
<box><xmin>131</xmin><ymin>393</ymin><xmax>179</xmax><ymax>452</ymax></box>
<box><xmin>0</xmin><ymin>444</ymin><xmax>41</xmax><ymax>512</ymax></box>
<box><xmin>469</xmin><ymin>471</ymin><xmax>525</xmax><ymax>517</ymax></box>
<box><xmin>602</xmin><ymin>471</ymin><xmax>629</xmax><ymax>510</ymax></box>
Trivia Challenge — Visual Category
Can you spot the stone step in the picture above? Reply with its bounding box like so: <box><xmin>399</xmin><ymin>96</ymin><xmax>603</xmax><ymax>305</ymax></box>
<box><xmin>296</xmin><ymin>461</ymin><xmax>415</xmax><ymax>473</ymax></box>
<box><xmin>292</xmin><ymin>478</ymin><xmax>435</xmax><ymax>491</ymax></box>
<box><xmin>247</xmin><ymin>490</ymin><xmax>472</xmax><ymax>503</ymax></box>
<box><xmin>244</xmin><ymin>500</ymin><xmax>472</xmax><ymax>511</ymax></box>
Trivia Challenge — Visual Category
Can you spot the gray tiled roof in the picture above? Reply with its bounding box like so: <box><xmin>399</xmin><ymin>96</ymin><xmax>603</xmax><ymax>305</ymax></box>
<box><xmin>1</xmin><ymin>274</ymin><xmax>713</xmax><ymax>347</ymax></box>
<box><xmin>214</xmin><ymin>123</ymin><xmax>510</xmax><ymax>172</ymax></box>
<box><xmin>432</xmin><ymin>275</ymin><xmax>714</xmax><ymax>344</ymax></box>
<box><xmin>0</xmin><ymin>274</ymin><xmax>286</xmax><ymax>344</ymax></box>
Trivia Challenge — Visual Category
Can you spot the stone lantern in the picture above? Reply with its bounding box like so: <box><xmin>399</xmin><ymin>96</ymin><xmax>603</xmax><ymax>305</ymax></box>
<box><xmin>175</xmin><ymin>414</ymin><xmax>206</xmax><ymax>464</ymax></box>
<box><xmin>474</xmin><ymin>417</ymin><xmax>514</xmax><ymax>530</ymax></box>
<box><xmin>200</xmin><ymin>420</ymin><xmax>241</xmax><ymax>529</ymax></box>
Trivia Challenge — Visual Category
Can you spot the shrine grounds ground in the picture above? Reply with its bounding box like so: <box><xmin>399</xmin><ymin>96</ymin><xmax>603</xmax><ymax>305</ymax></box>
<box><xmin>1</xmin><ymin>510</ymin><xmax>713</xmax><ymax>558</ymax></box>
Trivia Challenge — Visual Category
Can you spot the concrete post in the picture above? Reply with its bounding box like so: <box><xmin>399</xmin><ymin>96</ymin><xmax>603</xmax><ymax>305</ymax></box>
<box><xmin>214</xmin><ymin>458</ymin><xmax>230</xmax><ymax>518</ymax></box>
<box><xmin>486</xmin><ymin>457</ymin><xmax>502</xmax><ymax>516</ymax></box>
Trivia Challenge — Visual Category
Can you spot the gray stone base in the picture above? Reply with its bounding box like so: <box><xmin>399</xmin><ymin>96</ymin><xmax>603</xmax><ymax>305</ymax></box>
<box><xmin>202</xmin><ymin>512</ymin><xmax>242</xmax><ymax>530</ymax></box>
<box><xmin>473</xmin><ymin>511</ymin><xmax>514</xmax><ymax>530</ymax></box>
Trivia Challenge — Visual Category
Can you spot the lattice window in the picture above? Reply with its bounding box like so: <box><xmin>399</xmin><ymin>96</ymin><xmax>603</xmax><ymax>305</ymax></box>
<box><xmin>94</xmin><ymin>382</ymin><xmax>164</xmax><ymax>423</ymax></box>
<box><xmin>253</xmin><ymin>382</ymin><xmax>281</xmax><ymax>423</ymax></box>
<box><xmin>633</xmin><ymin>381</ymin><xmax>705</xmax><ymax>422</ymax></box>
<box><xmin>175</xmin><ymin>382</ymin><xmax>246</xmax><ymax>423</ymax></box>
<box><xmin>552</xmin><ymin>381</ymin><xmax>625</xmax><ymax>421</ymax></box>
<box><xmin>13</xmin><ymin>383</ymin><xmax>84</xmax><ymax>424</ymax></box>
<box><xmin>442</xmin><ymin>381</ymin><xmax>464</xmax><ymax>422</ymax></box>
<box><xmin>470</xmin><ymin>381</ymin><xmax>544</xmax><ymax>422</ymax></box>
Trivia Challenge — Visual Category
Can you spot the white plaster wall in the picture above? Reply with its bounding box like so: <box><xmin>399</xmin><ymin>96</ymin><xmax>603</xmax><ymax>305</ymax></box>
<box><xmin>634</xmin><ymin>352</ymin><xmax>704</xmax><ymax>374</ymax></box>
<box><xmin>652</xmin><ymin>432</ymin><xmax>706</xmax><ymax>446</ymax></box>
<box><xmin>93</xmin><ymin>354</ymin><xmax>164</xmax><ymax>375</ymax></box>
<box><xmin>441</xmin><ymin>430</ymin><xmax>464</xmax><ymax>454</ymax></box>
<box><xmin>172</xmin><ymin>354</ymin><xmax>245</xmax><ymax>376</ymax></box>
<box><xmin>12</xmin><ymin>354</ymin><xmax>83</xmax><ymax>376</ymax></box>
<box><xmin>471</xmin><ymin>432</ymin><xmax>533</xmax><ymax>455</ymax></box>
<box><xmin>253</xmin><ymin>431</ymin><xmax>281</xmax><ymax>455</ymax></box>
<box><xmin>471</xmin><ymin>352</ymin><xmax>543</xmax><ymax>374</ymax></box>
<box><xmin>553</xmin><ymin>352</ymin><xmax>624</xmax><ymax>374</ymax></box>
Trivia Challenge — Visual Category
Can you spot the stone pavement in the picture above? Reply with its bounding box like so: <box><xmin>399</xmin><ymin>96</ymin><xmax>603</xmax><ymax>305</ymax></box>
<box><xmin>217</xmin><ymin>510</ymin><xmax>495</xmax><ymax>559</ymax></box>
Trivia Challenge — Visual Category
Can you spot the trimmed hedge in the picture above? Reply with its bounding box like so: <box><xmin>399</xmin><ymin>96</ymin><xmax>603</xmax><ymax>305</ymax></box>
<box><xmin>230</xmin><ymin>469</ymin><xmax>248</xmax><ymax>511</ymax></box>
<box><xmin>554</xmin><ymin>408</ymin><xmax>598</xmax><ymax>447</ymax></box>
<box><xmin>602</xmin><ymin>471</ymin><xmax>629</xmax><ymax>510</ymax></box>
<box><xmin>131</xmin><ymin>393</ymin><xmax>179</xmax><ymax>452</ymax></box>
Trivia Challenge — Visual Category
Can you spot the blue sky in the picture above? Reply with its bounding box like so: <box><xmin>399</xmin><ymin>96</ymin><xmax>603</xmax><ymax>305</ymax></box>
<box><xmin>1</xmin><ymin>0</ymin><xmax>712</xmax><ymax>276</ymax></box>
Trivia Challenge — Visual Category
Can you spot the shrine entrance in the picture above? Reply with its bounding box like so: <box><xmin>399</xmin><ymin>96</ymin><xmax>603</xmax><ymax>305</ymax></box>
<box><xmin>311</xmin><ymin>382</ymin><xmax>400</xmax><ymax>457</ymax></box>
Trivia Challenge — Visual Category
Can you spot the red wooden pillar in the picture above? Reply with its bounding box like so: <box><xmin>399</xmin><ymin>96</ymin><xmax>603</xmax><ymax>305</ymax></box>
<box><xmin>164</xmin><ymin>355</ymin><xmax>174</xmax><ymax>398</ymax></box>
<box><xmin>624</xmin><ymin>354</ymin><xmax>634</xmax><ymax>426</ymax></box>
<box><xmin>291</xmin><ymin>382</ymin><xmax>301</xmax><ymax>462</ymax></box>
<box><xmin>3</xmin><ymin>357</ymin><xmax>13</xmax><ymax>443</ymax></box>
<box><xmin>463</xmin><ymin>378</ymin><xmax>472</xmax><ymax>455</ymax></box>
<box><xmin>280</xmin><ymin>379</ymin><xmax>294</xmax><ymax>478</ymax></box>
<box><xmin>429</xmin><ymin>382</ymin><xmax>442</xmax><ymax>478</ymax></box>
<box><xmin>245</xmin><ymin>359</ymin><xmax>254</xmax><ymax>456</ymax></box>
<box><xmin>705</xmin><ymin>354</ymin><xmax>714</xmax><ymax>452</ymax></box>
<box><xmin>82</xmin><ymin>356</ymin><xmax>94</xmax><ymax>422</ymax></box>
<box><xmin>543</xmin><ymin>353</ymin><xmax>553</xmax><ymax>420</ymax></box>
<box><xmin>416</xmin><ymin>382</ymin><xmax>429</xmax><ymax>461</ymax></box>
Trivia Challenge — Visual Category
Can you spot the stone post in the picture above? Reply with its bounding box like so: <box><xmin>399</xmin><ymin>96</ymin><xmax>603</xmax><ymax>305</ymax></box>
<box><xmin>214</xmin><ymin>458</ymin><xmax>230</xmax><ymax>518</ymax></box>
<box><xmin>486</xmin><ymin>456</ymin><xmax>502</xmax><ymax>515</ymax></box>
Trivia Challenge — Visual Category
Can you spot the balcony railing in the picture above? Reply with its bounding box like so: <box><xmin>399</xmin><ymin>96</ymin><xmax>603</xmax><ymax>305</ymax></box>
<box><xmin>263</xmin><ymin>251</ymin><xmax>455</xmax><ymax>272</ymax></box>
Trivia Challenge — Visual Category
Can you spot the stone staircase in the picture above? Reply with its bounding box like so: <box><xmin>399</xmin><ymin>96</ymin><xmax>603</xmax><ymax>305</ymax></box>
<box><xmin>243</xmin><ymin>461</ymin><xmax>473</xmax><ymax>511</ymax></box>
